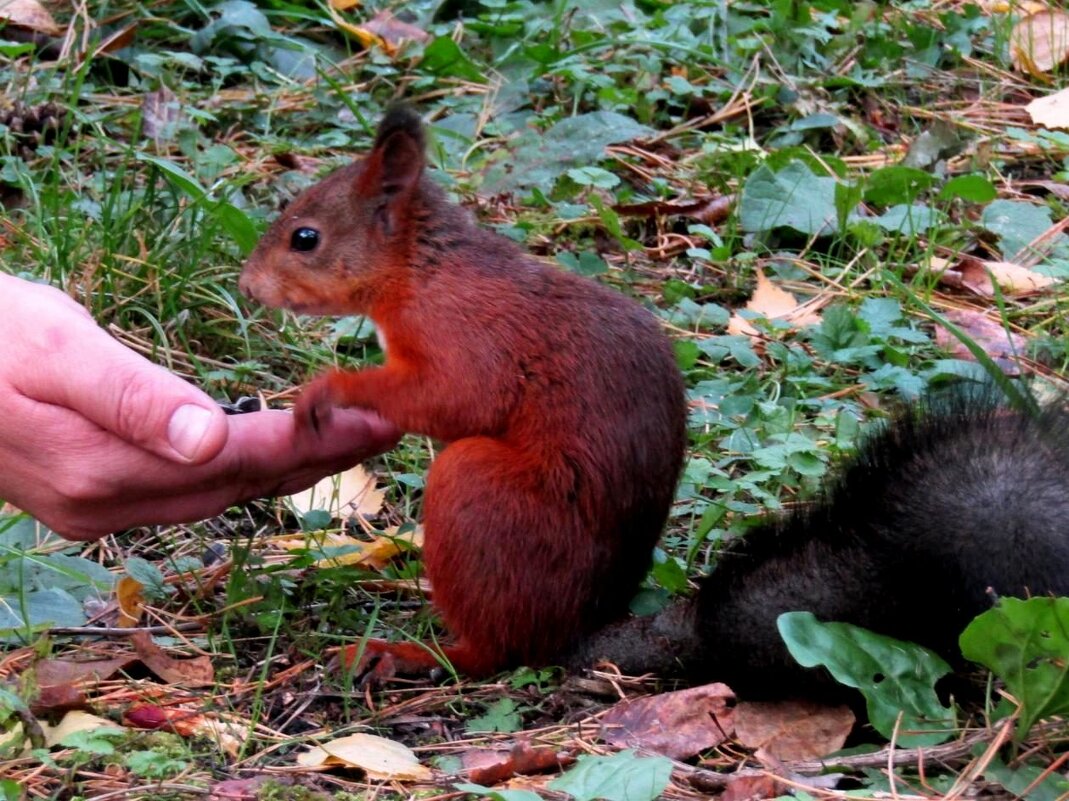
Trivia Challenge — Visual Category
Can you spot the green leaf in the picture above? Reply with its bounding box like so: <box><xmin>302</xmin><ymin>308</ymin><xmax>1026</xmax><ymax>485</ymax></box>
<box><xmin>778</xmin><ymin>612</ymin><xmax>954</xmax><ymax>746</ymax></box>
<box><xmin>483</xmin><ymin>112</ymin><xmax>653</xmax><ymax>193</ymax></box>
<box><xmin>58</xmin><ymin>726</ymin><xmax>126</xmax><ymax>756</ymax></box>
<box><xmin>421</xmin><ymin>37</ymin><xmax>487</xmax><ymax>83</ymax></box>
<box><xmin>125</xmin><ymin>557</ymin><xmax>168</xmax><ymax>600</ymax></box>
<box><xmin>984</xmin><ymin>754</ymin><xmax>1069</xmax><ymax>801</ymax></box>
<box><xmin>548</xmin><ymin>750</ymin><xmax>672</xmax><ymax>801</ymax></box>
<box><xmin>938</xmin><ymin>174</ymin><xmax>997</xmax><ymax>203</ymax></box>
<box><xmin>959</xmin><ymin>597</ymin><xmax>1069</xmax><ymax>740</ymax></box>
<box><xmin>863</xmin><ymin>166</ymin><xmax>936</xmax><ymax>206</ymax></box>
<box><xmin>137</xmin><ymin>154</ymin><xmax>205</xmax><ymax>199</ymax></box>
<box><xmin>872</xmin><ymin>204</ymin><xmax>940</xmax><ymax>235</ymax></box>
<box><xmin>740</xmin><ymin>161</ymin><xmax>856</xmax><ymax>235</ymax></box>
<box><xmin>466</xmin><ymin>698</ymin><xmax>522</xmax><ymax>733</ymax></box>
<box><xmin>0</xmin><ymin>588</ymin><xmax>86</xmax><ymax>638</ymax></box>
<box><xmin>454</xmin><ymin>784</ymin><xmax>542</xmax><ymax>801</ymax></box>
<box><xmin>980</xmin><ymin>199</ymin><xmax>1069</xmax><ymax>261</ymax></box>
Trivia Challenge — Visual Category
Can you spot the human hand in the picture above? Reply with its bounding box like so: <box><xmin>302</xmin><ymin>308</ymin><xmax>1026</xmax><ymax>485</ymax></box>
<box><xmin>0</xmin><ymin>274</ymin><xmax>400</xmax><ymax>540</ymax></box>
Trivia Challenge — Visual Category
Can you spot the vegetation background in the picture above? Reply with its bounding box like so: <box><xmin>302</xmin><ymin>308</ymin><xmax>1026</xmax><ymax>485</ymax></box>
<box><xmin>2</xmin><ymin>0</ymin><xmax>1069</xmax><ymax>798</ymax></box>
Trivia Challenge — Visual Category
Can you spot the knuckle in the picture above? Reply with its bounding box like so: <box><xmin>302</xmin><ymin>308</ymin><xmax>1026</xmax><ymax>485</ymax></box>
<box><xmin>111</xmin><ymin>372</ymin><xmax>163</xmax><ymax>447</ymax></box>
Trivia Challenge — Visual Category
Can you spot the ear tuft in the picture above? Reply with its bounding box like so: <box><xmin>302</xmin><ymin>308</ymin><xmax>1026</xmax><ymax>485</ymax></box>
<box><xmin>374</xmin><ymin>104</ymin><xmax>425</xmax><ymax>153</ymax></box>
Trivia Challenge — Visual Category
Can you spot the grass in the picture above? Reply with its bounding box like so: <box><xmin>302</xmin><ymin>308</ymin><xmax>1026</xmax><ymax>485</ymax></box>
<box><xmin>3</xmin><ymin>0</ymin><xmax>1069</xmax><ymax>797</ymax></box>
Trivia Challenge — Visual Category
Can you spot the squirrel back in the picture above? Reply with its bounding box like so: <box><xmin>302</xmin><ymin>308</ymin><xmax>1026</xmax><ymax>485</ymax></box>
<box><xmin>575</xmin><ymin>393</ymin><xmax>1069</xmax><ymax>700</ymax></box>
<box><xmin>240</xmin><ymin>106</ymin><xmax>688</xmax><ymax>675</ymax></box>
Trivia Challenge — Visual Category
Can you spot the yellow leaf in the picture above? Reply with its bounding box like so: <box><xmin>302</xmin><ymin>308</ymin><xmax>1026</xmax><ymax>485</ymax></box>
<box><xmin>297</xmin><ymin>732</ymin><xmax>432</xmax><ymax>781</ymax></box>
<box><xmin>330</xmin><ymin>0</ymin><xmax>360</xmax><ymax>9</ymax></box>
<box><xmin>1011</xmin><ymin>10</ymin><xmax>1069</xmax><ymax>77</ymax></box>
<box><xmin>1027</xmin><ymin>86</ymin><xmax>1069</xmax><ymax>128</ymax></box>
<box><xmin>46</xmin><ymin>711</ymin><xmax>122</xmax><ymax>747</ymax></box>
<box><xmin>327</xmin><ymin>4</ymin><xmax>388</xmax><ymax>51</ymax></box>
<box><xmin>287</xmin><ymin>464</ymin><xmax>385</xmax><ymax>520</ymax></box>
<box><xmin>960</xmin><ymin>258</ymin><xmax>1057</xmax><ymax>296</ymax></box>
<box><xmin>115</xmin><ymin>575</ymin><xmax>144</xmax><ymax>628</ymax></box>
<box><xmin>727</xmin><ymin>271</ymin><xmax>822</xmax><ymax>336</ymax></box>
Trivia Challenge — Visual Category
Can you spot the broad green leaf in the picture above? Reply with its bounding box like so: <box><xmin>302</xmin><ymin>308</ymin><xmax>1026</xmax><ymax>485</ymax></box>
<box><xmin>938</xmin><ymin>174</ymin><xmax>997</xmax><ymax>203</ymax></box>
<box><xmin>548</xmin><ymin>750</ymin><xmax>672</xmax><ymax>801</ymax></box>
<box><xmin>740</xmin><ymin>161</ymin><xmax>857</xmax><ymax>235</ymax></box>
<box><xmin>421</xmin><ymin>37</ymin><xmax>487</xmax><ymax>83</ymax></box>
<box><xmin>455</xmin><ymin>784</ymin><xmax>541</xmax><ymax>801</ymax></box>
<box><xmin>980</xmin><ymin>199</ymin><xmax>1069</xmax><ymax>262</ymax></box>
<box><xmin>483</xmin><ymin>112</ymin><xmax>653</xmax><ymax>193</ymax></box>
<box><xmin>863</xmin><ymin>166</ymin><xmax>936</xmax><ymax>206</ymax></box>
<box><xmin>959</xmin><ymin>597</ymin><xmax>1069</xmax><ymax>740</ymax></box>
<box><xmin>984</xmin><ymin>754</ymin><xmax>1069</xmax><ymax>801</ymax></box>
<box><xmin>778</xmin><ymin>612</ymin><xmax>954</xmax><ymax>746</ymax></box>
<box><xmin>872</xmin><ymin>204</ymin><xmax>940</xmax><ymax>235</ymax></box>
<box><xmin>137</xmin><ymin>154</ymin><xmax>204</xmax><ymax>199</ymax></box>
<box><xmin>0</xmin><ymin>588</ymin><xmax>86</xmax><ymax>638</ymax></box>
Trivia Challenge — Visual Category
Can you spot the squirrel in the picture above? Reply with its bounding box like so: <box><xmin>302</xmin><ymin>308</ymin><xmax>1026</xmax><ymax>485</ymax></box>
<box><xmin>240</xmin><ymin>105</ymin><xmax>1069</xmax><ymax>702</ymax></box>
<box><xmin>238</xmin><ymin>105</ymin><xmax>689</xmax><ymax>677</ymax></box>
<box><xmin>572</xmin><ymin>393</ymin><xmax>1069</xmax><ymax>701</ymax></box>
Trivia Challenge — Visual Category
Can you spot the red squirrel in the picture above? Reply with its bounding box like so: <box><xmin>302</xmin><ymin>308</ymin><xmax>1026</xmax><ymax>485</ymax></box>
<box><xmin>239</xmin><ymin>105</ymin><xmax>688</xmax><ymax>677</ymax></box>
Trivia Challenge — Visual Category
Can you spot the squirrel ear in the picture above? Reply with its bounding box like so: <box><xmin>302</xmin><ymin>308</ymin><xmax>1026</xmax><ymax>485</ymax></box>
<box><xmin>358</xmin><ymin>105</ymin><xmax>426</xmax><ymax>202</ymax></box>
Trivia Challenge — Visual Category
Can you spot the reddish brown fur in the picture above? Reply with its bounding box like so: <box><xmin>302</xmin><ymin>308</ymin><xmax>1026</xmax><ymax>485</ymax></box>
<box><xmin>240</xmin><ymin>106</ymin><xmax>687</xmax><ymax>677</ymax></box>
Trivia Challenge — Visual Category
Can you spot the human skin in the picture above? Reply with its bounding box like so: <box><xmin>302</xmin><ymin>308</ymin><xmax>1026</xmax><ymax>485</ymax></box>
<box><xmin>0</xmin><ymin>273</ymin><xmax>399</xmax><ymax>540</ymax></box>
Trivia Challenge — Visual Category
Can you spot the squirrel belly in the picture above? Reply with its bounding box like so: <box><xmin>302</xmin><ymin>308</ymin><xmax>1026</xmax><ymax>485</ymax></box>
<box><xmin>574</xmin><ymin>395</ymin><xmax>1069</xmax><ymax>701</ymax></box>
<box><xmin>239</xmin><ymin>105</ymin><xmax>688</xmax><ymax>675</ymax></box>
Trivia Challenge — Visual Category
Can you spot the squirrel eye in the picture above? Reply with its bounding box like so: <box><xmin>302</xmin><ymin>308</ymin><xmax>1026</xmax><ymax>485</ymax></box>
<box><xmin>291</xmin><ymin>227</ymin><xmax>320</xmax><ymax>252</ymax></box>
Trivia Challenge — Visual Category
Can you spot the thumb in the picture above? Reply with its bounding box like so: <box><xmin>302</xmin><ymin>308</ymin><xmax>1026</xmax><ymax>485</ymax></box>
<box><xmin>12</xmin><ymin>314</ymin><xmax>229</xmax><ymax>464</ymax></box>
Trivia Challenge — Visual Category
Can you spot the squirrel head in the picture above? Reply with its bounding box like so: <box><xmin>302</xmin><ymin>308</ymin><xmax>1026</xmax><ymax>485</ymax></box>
<box><xmin>239</xmin><ymin>104</ymin><xmax>428</xmax><ymax>316</ymax></box>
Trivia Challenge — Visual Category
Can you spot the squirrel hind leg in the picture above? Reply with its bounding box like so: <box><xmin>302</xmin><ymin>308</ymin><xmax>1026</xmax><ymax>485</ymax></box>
<box><xmin>422</xmin><ymin>436</ymin><xmax>613</xmax><ymax>671</ymax></box>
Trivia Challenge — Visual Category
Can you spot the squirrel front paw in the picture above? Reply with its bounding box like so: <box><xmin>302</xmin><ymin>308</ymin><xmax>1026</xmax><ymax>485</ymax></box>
<box><xmin>294</xmin><ymin>374</ymin><xmax>340</xmax><ymax>434</ymax></box>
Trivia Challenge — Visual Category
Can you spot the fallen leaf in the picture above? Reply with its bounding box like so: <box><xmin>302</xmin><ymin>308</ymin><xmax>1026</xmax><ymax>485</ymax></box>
<box><xmin>141</xmin><ymin>86</ymin><xmax>184</xmax><ymax>141</ymax></box>
<box><xmin>0</xmin><ymin>0</ymin><xmax>61</xmax><ymax>35</ymax></box>
<box><xmin>287</xmin><ymin>463</ymin><xmax>385</xmax><ymax>520</ymax></box>
<box><xmin>1027</xmin><ymin>86</ymin><xmax>1069</xmax><ymax>129</ymax></box>
<box><xmin>297</xmin><ymin>732</ymin><xmax>433</xmax><ymax>781</ymax></box>
<box><xmin>461</xmin><ymin>742</ymin><xmax>571</xmax><ymax>784</ymax></box>
<box><xmin>130</xmin><ymin>630</ymin><xmax>214</xmax><ymax>687</ymax></box>
<box><xmin>734</xmin><ymin>699</ymin><xmax>854</xmax><ymax>762</ymax></box>
<box><xmin>361</xmin><ymin>9</ymin><xmax>430</xmax><ymax>46</ymax></box>
<box><xmin>615</xmin><ymin>194</ymin><xmax>735</xmax><ymax>225</ymax></box>
<box><xmin>115</xmin><ymin>575</ymin><xmax>145</xmax><ymax>627</ymax></box>
<box><xmin>934</xmin><ymin>308</ymin><xmax>1029</xmax><ymax>376</ymax></box>
<box><xmin>1011</xmin><ymin>10</ymin><xmax>1069</xmax><ymax>77</ymax></box>
<box><xmin>274</xmin><ymin>152</ymin><xmax>322</xmax><ymax>173</ymax></box>
<box><xmin>727</xmin><ymin>271</ymin><xmax>822</xmax><ymax>336</ymax></box>
<box><xmin>30</xmin><ymin>682</ymin><xmax>86</xmax><ymax>715</ymax></box>
<box><xmin>956</xmin><ymin>256</ymin><xmax>1057</xmax><ymax>296</ymax></box>
<box><xmin>209</xmin><ymin>776</ymin><xmax>288</xmax><ymax>801</ymax></box>
<box><xmin>599</xmin><ymin>683</ymin><xmax>735</xmax><ymax>760</ymax></box>
<box><xmin>45</xmin><ymin>710</ymin><xmax>122</xmax><ymax>747</ymax></box>
<box><xmin>721</xmin><ymin>774</ymin><xmax>784</xmax><ymax>801</ymax></box>
<box><xmin>35</xmin><ymin>656</ymin><xmax>138</xmax><ymax>687</ymax></box>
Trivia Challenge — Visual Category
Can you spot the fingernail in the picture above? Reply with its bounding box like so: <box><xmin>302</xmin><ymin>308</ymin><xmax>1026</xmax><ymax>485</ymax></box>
<box><xmin>167</xmin><ymin>404</ymin><xmax>214</xmax><ymax>460</ymax></box>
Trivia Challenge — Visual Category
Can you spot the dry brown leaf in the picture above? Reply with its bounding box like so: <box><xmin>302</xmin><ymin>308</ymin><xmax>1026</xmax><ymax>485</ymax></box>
<box><xmin>130</xmin><ymin>630</ymin><xmax>215</xmax><ymax>687</ymax></box>
<box><xmin>721</xmin><ymin>774</ymin><xmax>784</xmax><ymax>801</ymax></box>
<box><xmin>734</xmin><ymin>699</ymin><xmax>854</xmax><ymax>762</ymax></box>
<box><xmin>115</xmin><ymin>575</ymin><xmax>145</xmax><ymax>627</ymax></box>
<box><xmin>361</xmin><ymin>9</ymin><xmax>430</xmax><ymax>45</ymax></box>
<box><xmin>727</xmin><ymin>271</ymin><xmax>822</xmax><ymax>336</ymax></box>
<box><xmin>287</xmin><ymin>463</ymin><xmax>385</xmax><ymax>520</ymax></box>
<box><xmin>35</xmin><ymin>656</ymin><xmax>138</xmax><ymax>688</ymax></box>
<box><xmin>1026</xmin><ymin>86</ymin><xmax>1069</xmax><ymax>129</ymax></box>
<box><xmin>297</xmin><ymin>732</ymin><xmax>433</xmax><ymax>781</ymax></box>
<box><xmin>599</xmin><ymin>683</ymin><xmax>735</xmax><ymax>760</ymax></box>
<box><xmin>460</xmin><ymin>742</ymin><xmax>571</xmax><ymax>784</ymax></box>
<box><xmin>957</xmin><ymin>257</ymin><xmax>1057</xmax><ymax>296</ymax></box>
<box><xmin>1010</xmin><ymin>10</ymin><xmax>1069</xmax><ymax>77</ymax></box>
<box><xmin>935</xmin><ymin>308</ymin><xmax>1029</xmax><ymax>376</ymax></box>
<box><xmin>0</xmin><ymin>0</ymin><xmax>61</xmax><ymax>35</ymax></box>
<box><xmin>615</xmin><ymin>193</ymin><xmax>735</xmax><ymax>225</ymax></box>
